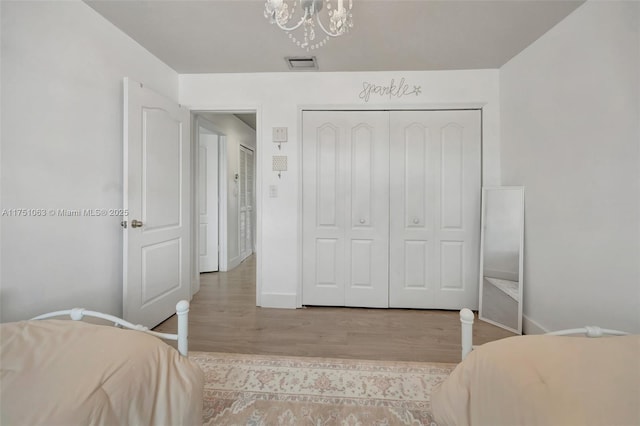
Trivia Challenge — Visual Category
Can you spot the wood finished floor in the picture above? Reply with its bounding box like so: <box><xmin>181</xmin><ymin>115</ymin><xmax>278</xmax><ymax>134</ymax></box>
<box><xmin>155</xmin><ymin>255</ymin><xmax>514</xmax><ymax>363</ymax></box>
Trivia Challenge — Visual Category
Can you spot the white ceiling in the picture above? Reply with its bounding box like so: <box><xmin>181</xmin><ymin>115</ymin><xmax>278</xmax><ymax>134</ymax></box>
<box><xmin>85</xmin><ymin>0</ymin><xmax>584</xmax><ymax>74</ymax></box>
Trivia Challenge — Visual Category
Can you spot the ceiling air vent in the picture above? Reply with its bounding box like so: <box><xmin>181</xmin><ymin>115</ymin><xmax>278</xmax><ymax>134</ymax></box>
<box><xmin>285</xmin><ymin>56</ymin><xmax>318</xmax><ymax>71</ymax></box>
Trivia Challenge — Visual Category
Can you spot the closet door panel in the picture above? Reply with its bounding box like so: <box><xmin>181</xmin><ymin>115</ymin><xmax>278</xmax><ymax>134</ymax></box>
<box><xmin>404</xmin><ymin>123</ymin><xmax>431</xmax><ymax>230</ymax></box>
<box><xmin>404</xmin><ymin>240</ymin><xmax>429</xmax><ymax>289</ymax></box>
<box><xmin>389</xmin><ymin>116</ymin><xmax>437</xmax><ymax>307</ymax></box>
<box><xmin>345</xmin><ymin>116</ymin><xmax>389</xmax><ymax>308</ymax></box>
<box><xmin>441</xmin><ymin>124</ymin><xmax>464</xmax><ymax>229</ymax></box>
<box><xmin>302</xmin><ymin>111</ymin><xmax>389</xmax><ymax>307</ymax></box>
<box><xmin>390</xmin><ymin>110</ymin><xmax>481</xmax><ymax>309</ymax></box>
<box><xmin>317</xmin><ymin>125</ymin><xmax>339</xmax><ymax>227</ymax></box>
<box><xmin>316</xmin><ymin>238</ymin><xmax>340</xmax><ymax>287</ymax></box>
<box><xmin>303</xmin><ymin>119</ymin><xmax>345</xmax><ymax>305</ymax></box>
<box><xmin>441</xmin><ymin>241</ymin><xmax>464</xmax><ymax>289</ymax></box>
<box><xmin>436</xmin><ymin>113</ymin><xmax>481</xmax><ymax>308</ymax></box>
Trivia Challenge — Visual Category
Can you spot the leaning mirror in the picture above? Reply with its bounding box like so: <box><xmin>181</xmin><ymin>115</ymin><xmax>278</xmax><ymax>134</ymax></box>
<box><xmin>479</xmin><ymin>186</ymin><xmax>524</xmax><ymax>334</ymax></box>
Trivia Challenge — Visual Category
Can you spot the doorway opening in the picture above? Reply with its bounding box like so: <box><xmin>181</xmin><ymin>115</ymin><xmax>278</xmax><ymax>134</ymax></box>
<box><xmin>191</xmin><ymin>111</ymin><xmax>258</xmax><ymax>303</ymax></box>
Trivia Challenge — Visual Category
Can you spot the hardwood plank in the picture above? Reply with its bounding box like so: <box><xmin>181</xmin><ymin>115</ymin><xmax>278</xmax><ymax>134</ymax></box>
<box><xmin>155</xmin><ymin>255</ymin><xmax>514</xmax><ymax>363</ymax></box>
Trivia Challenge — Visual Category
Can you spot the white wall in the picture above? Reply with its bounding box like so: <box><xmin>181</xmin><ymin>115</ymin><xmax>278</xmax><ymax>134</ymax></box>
<box><xmin>500</xmin><ymin>1</ymin><xmax>640</xmax><ymax>333</ymax></box>
<box><xmin>181</xmin><ymin>70</ymin><xmax>500</xmax><ymax>308</ymax></box>
<box><xmin>1</xmin><ymin>1</ymin><xmax>178</xmax><ymax>321</ymax></box>
<box><xmin>196</xmin><ymin>114</ymin><xmax>256</xmax><ymax>270</ymax></box>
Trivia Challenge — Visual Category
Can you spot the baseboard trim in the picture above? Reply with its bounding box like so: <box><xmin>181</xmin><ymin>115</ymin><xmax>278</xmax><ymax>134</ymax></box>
<box><xmin>523</xmin><ymin>315</ymin><xmax>549</xmax><ymax>335</ymax></box>
<box><xmin>224</xmin><ymin>255</ymin><xmax>242</xmax><ymax>272</ymax></box>
<box><xmin>260</xmin><ymin>292</ymin><xmax>297</xmax><ymax>309</ymax></box>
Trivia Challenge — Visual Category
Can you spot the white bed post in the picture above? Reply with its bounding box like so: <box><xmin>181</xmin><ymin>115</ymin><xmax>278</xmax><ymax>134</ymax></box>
<box><xmin>460</xmin><ymin>308</ymin><xmax>474</xmax><ymax>360</ymax></box>
<box><xmin>176</xmin><ymin>300</ymin><xmax>190</xmax><ymax>356</ymax></box>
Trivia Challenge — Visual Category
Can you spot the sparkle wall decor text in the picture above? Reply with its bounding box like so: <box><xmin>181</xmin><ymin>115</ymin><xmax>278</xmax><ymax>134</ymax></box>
<box><xmin>359</xmin><ymin>77</ymin><xmax>422</xmax><ymax>103</ymax></box>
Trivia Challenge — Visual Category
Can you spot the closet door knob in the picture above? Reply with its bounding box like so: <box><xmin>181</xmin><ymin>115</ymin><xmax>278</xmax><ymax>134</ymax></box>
<box><xmin>413</xmin><ymin>218</ymin><xmax>420</xmax><ymax>224</ymax></box>
<box><xmin>359</xmin><ymin>218</ymin><xmax>365</xmax><ymax>224</ymax></box>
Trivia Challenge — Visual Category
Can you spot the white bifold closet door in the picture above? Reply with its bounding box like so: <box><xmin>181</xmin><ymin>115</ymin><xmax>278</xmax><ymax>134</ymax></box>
<box><xmin>302</xmin><ymin>110</ymin><xmax>480</xmax><ymax>309</ymax></box>
<box><xmin>239</xmin><ymin>145</ymin><xmax>254</xmax><ymax>261</ymax></box>
<box><xmin>302</xmin><ymin>111</ymin><xmax>390</xmax><ymax>307</ymax></box>
<box><xmin>389</xmin><ymin>110</ymin><xmax>481</xmax><ymax>309</ymax></box>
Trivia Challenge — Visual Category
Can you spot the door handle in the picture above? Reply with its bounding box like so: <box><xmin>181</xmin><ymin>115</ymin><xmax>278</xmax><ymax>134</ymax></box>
<box><xmin>131</xmin><ymin>219</ymin><xmax>143</xmax><ymax>228</ymax></box>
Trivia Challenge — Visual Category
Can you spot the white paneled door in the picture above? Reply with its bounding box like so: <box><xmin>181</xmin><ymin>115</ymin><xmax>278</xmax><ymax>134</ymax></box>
<box><xmin>123</xmin><ymin>78</ymin><xmax>191</xmax><ymax>327</ymax></box>
<box><xmin>389</xmin><ymin>111</ymin><xmax>481</xmax><ymax>309</ymax></box>
<box><xmin>302</xmin><ymin>111</ymin><xmax>390</xmax><ymax>307</ymax></box>
<box><xmin>199</xmin><ymin>131</ymin><xmax>219</xmax><ymax>273</ymax></box>
<box><xmin>302</xmin><ymin>110</ymin><xmax>481</xmax><ymax>309</ymax></box>
<box><xmin>239</xmin><ymin>145</ymin><xmax>254</xmax><ymax>261</ymax></box>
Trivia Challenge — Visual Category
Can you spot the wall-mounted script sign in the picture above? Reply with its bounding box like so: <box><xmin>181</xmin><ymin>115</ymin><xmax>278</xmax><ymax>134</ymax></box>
<box><xmin>359</xmin><ymin>77</ymin><xmax>422</xmax><ymax>103</ymax></box>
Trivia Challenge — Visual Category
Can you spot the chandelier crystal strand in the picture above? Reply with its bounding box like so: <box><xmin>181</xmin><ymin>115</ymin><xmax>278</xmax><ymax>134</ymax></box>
<box><xmin>264</xmin><ymin>0</ymin><xmax>353</xmax><ymax>51</ymax></box>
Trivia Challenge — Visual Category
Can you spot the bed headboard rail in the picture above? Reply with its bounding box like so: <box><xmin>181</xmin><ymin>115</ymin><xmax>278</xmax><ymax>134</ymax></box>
<box><xmin>31</xmin><ymin>300</ymin><xmax>190</xmax><ymax>356</ymax></box>
<box><xmin>546</xmin><ymin>326</ymin><xmax>629</xmax><ymax>337</ymax></box>
<box><xmin>459</xmin><ymin>309</ymin><xmax>630</xmax><ymax>360</ymax></box>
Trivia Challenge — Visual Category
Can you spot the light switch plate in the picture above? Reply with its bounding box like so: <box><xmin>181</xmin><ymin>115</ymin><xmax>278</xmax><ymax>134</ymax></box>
<box><xmin>273</xmin><ymin>127</ymin><xmax>288</xmax><ymax>143</ymax></box>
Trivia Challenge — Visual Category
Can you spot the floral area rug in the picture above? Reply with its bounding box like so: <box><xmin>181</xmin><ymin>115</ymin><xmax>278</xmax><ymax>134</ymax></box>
<box><xmin>190</xmin><ymin>351</ymin><xmax>456</xmax><ymax>426</ymax></box>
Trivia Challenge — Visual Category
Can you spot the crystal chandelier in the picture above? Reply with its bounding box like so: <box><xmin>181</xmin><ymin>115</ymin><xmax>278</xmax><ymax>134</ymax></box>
<box><xmin>264</xmin><ymin>0</ymin><xmax>353</xmax><ymax>51</ymax></box>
